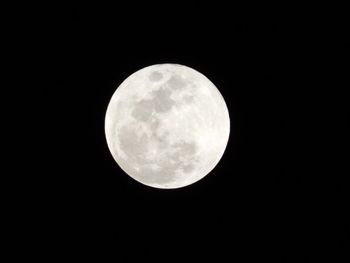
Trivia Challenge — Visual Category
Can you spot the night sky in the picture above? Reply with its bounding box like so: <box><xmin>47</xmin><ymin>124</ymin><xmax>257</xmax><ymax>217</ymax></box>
<box><xmin>37</xmin><ymin>3</ymin><xmax>349</xmax><ymax>262</ymax></box>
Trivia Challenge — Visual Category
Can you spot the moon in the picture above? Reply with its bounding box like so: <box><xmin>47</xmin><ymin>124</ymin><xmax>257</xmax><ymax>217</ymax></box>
<box><xmin>105</xmin><ymin>64</ymin><xmax>230</xmax><ymax>189</ymax></box>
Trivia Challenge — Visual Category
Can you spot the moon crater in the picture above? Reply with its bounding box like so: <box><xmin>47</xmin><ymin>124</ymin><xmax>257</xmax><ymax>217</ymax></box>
<box><xmin>149</xmin><ymin>71</ymin><xmax>163</xmax><ymax>82</ymax></box>
<box><xmin>167</xmin><ymin>75</ymin><xmax>188</xmax><ymax>90</ymax></box>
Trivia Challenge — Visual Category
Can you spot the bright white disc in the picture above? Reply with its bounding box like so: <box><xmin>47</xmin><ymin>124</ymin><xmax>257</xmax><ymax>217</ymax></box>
<box><xmin>105</xmin><ymin>64</ymin><xmax>230</xmax><ymax>189</ymax></box>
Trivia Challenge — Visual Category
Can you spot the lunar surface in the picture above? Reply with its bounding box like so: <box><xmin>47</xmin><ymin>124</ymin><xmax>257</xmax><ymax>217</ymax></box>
<box><xmin>105</xmin><ymin>64</ymin><xmax>230</xmax><ymax>189</ymax></box>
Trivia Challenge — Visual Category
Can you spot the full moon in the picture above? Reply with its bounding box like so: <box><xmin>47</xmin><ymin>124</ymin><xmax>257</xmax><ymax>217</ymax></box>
<box><xmin>105</xmin><ymin>64</ymin><xmax>230</xmax><ymax>189</ymax></box>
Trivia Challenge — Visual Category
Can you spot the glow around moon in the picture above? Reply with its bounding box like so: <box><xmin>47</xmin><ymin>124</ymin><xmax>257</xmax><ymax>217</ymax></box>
<box><xmin>105</xmin><ymin>64</ymin><xmax>230</xmax><ymax>189</ymax></box>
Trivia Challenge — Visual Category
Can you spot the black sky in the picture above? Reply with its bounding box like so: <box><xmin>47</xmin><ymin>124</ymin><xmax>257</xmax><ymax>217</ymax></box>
<box><xmin>36</xmin><ymin>3</ymin><xmax>349</xmax><ymax>262</ymax></box>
